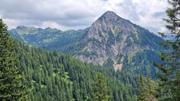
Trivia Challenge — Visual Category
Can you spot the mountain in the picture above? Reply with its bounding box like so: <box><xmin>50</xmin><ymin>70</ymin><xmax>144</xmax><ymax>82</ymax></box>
<box><xmin>76</xmin><ymin>11</ymin><xmax>163</xmax><ymax>66</ymax></box>
<box><xmin>15</xmin><ymin>42</ymin><xmax>137</xmax><ymax>101</ymax></box>
<box><xmin>9</xmin><ymin>11</ymin><xmax>163</xmax><ymax>74</ymax></box>
<box><xmin>10</xmin><ymin>26</ymin><xmax>86</xmax><ymax>53</ymax></box>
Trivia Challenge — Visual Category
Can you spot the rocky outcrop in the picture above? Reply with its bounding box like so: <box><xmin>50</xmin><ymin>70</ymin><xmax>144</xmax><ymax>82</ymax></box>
<box><xmin>76</xmin><ymin>11</ymin><xmax>162</xmax><ymax>67</ymax></box>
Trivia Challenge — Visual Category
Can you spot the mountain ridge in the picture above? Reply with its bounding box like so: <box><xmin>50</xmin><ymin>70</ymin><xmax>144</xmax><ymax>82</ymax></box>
<box><xmin>77</xmin><ymin>11</ymin><xmax>163</xmax><ymax>66</ymax></box>
<box><xmin>9</xmin><ymin>11</ymin><xmax>163</xmax><ymax>73</ymax></box>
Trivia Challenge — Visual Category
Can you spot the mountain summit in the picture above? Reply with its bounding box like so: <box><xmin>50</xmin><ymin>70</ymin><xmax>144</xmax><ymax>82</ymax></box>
<box><xmin>86</xmin><ymin>11</ymin><xmax>135</xmax><ymax>41</ymax></box>
<box><xmin>98</xmin><ymin>11</ymin><xmax>127</xmax><ymax>22</ymax></box>
<box><xmin>98</xmin><ymin>11</ymin><xmax>123</xmax><ymax>21</ymax></box>
<box><xmin>77</xmin><ymin>11</ymin><xmax>163</xmax><ymax>67</ymax></box>
<box><xmin>10</xmin><ymin>11</ymin><xmax>163</xmax><ymax>71</ymax></box>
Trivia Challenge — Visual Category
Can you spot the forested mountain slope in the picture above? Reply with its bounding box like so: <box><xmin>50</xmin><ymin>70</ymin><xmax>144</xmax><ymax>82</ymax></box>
<box><xmin>10</xmin><ymin>11</ymin><xmax>164</xmax><ymax>76</ymax></box>
<box><xmin>11</xmin><ymin>26</ymin><xmax>86</xmax><ymax>53</ymax></box>
<box><xmin>15</xmin><ymin>42</ymin><xmax>138</xmax><ymax>101</ymax></box>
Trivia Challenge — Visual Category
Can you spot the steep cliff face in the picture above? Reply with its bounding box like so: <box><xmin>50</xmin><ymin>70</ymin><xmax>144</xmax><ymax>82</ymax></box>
<box><xmin>77</xmin><ymin>11</ymin><xmax>163</xmax><ymax>66</ymax></box>
<box><xmin>9</xmin><ymin>11</ymin><xmax>163</xmax><ymax>72</ymax></box>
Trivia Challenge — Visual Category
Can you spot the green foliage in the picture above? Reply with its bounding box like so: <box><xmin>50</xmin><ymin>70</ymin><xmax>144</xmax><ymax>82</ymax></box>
<box><xmin>10</xmin><ymin>26</ymin><xmax>85</xmax><ymax>53</ymax></box>
<box><xmin>155</xmin><ymin>0</ymin><xmax>180</xmax><ymax>100</ymax></box>
<box><xmin>93</xmin><ymin>73</ymin><xmax>111</xmax><ymax>101</ymax></box>
<box><xmin>137</xmin><ymin>76</ymin><xmax>158</xmax><ymax>101</ymax></box>
<box><xmin>14</xmin><ymin>41</ymin><xmax>137</xmax><ymax>101</ymax></box>
<box><xmin>170</xmin><ymin>70</ymin><xmax>180</xmax><ymax>101</ymax></box>
<box><xmin>0</xmin><ymin>19</ymin><xmax>27</xmax><ymax>101</ymax></box>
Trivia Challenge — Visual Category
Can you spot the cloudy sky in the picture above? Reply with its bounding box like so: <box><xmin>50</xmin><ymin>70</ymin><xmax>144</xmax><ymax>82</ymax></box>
<box><xmin>0</xmin><ymin>0</ymin><xmax>168</xmax><ymax>33</ymax></box>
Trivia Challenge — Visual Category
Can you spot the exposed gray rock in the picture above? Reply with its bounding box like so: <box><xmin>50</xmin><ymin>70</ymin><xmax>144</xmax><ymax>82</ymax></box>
<box><xmin>76</xmin><ymin>11</ymin><xmax>162</xmax><ymax>66</ymax></box>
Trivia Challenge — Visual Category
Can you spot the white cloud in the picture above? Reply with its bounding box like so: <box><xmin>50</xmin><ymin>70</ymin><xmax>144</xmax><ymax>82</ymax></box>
<box><xmin>131</xmin><ymin>0</ymin><xmax>168</xmax><ymax>33</ymax></box>
<box><xmin>3</xmin><ymin>19</ymin><xmax>20</xmax><ymax>29</ymax></box>
<box><xmin>0</xmin><ymin>0</ymin><xmax>168</xmax><ymax>33</ymax></box>
<box><xmin>41</xmin><ymin>21</ymin><xmax>63</xmax><ymax>29</ymax></box>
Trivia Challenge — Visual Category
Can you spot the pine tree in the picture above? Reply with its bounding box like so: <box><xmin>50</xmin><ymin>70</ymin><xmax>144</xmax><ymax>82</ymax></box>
<box><xmin>155</xmin><ymin>0</ymin><xmax>180</xmax><ymax>100</ymax></box>
<box><xmin>0</xmin><ymin>19</ymin><xmax>27</xmax><ymax>100</ymax></box>
<box><xmin>93</xmin><ymin>73</ymin><xmax>111</xmax><ymax>101</ymax></box>
<box><xmin>137</xmin><ymin>76</ymin><xmax>158</xmax><ymax>101</ymax></box>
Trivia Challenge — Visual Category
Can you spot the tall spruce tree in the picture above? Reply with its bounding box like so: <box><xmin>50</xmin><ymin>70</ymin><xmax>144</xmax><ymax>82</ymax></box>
<box><xmin>137</xmin><ymin>76</ymin><xmax>158</xmax><ymax>101</ymax></box>
<box><xmin>93</xmin><ymin>73</ymin><xmax>110</xmax><ymax>101</ymax></box>
<box><xmin>0</xmin><ymin>19</ymin><xmax>27</xmax><ymax>100</ymax></box>
<box><xmin>155</xmin><ymin>0</ymin><xmax>180</xmax><ymax>100</ymax></box>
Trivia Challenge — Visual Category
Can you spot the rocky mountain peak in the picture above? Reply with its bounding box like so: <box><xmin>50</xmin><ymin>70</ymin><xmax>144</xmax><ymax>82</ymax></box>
<box><xmin>100</xmin><ymin>11</ymin><xmax>120</xmax><ymax>19</ymax></box>
<box><xmin>16</xmin><ymin>26</ymin><xmax>27</xmax><ymax>29</ymax></box>
<box><xmin>9</xmin><ymin>11</ymin><xmax>163</xmax><ymax>69</ymax></box>
<box><xmin>86</xmin><ymin>11</ymin><xmax>135</xmax><ymax>41</ymax></box>
<box><xmin>95</xmin><ymin>11</ymin><xmax>132</xmax><ymax>26</ymax></box>
<box><xmin>78</xmin><ymin>11</ymin><xmax>162</xmax><ymax>66</ymax></box>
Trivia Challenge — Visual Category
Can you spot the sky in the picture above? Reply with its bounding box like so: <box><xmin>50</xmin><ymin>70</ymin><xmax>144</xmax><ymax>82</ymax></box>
<box><xmin>0</xmin><ymin>0</ymin><xmax>168</xmax><ymax>33</ymax></box>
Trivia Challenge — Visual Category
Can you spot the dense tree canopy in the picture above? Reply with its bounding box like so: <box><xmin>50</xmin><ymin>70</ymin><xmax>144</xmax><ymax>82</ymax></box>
<box><xmin>13</xmin><ymin>41</ymin><xmax>138</xmax><ymax>101</ymax></box>
<box><xmin>0</xmin><ymin>19</ymin><xmax>27</xmax><ymax>101</ymax></box>
<box><xmin>155</xmin><ymin>0</ymin><xmax>180</xmax><ymax>100</ymax></box>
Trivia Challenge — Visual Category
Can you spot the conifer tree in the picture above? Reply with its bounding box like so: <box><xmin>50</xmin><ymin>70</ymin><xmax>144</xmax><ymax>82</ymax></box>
<box><xmin>0</xmin><ymin>19</ymin><xmax>27</xmax><ymax>100</ymax></box>
<box><xmin>93</xmin><ymin>73</ymin><xmax>110</xmax><ymax>101</ymax></box>
<box><xmin>155</xmin><ymin>0</ymin><xmax>180</xmax><ymax>100</ymax></box>
<box><xmin>137</xmin><ymin>76</ymin><xmax>158</xmax><ymax>101</ymax></box>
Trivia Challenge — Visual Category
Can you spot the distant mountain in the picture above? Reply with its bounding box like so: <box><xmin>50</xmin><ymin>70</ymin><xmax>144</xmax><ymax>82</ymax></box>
<box><xmin>9</xmin><ymin>11</ymin><xmax>164</xmax><ymax>74</ymax></box>
<box><xmin>10</xmin><ymin>26</ymin><xmax>86</xmax><ymax>53</ymax></box>
<box><xmin>163</xmin><ymin>34</ymin><xmax>177</xmax><ymax>40</ymax></box>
